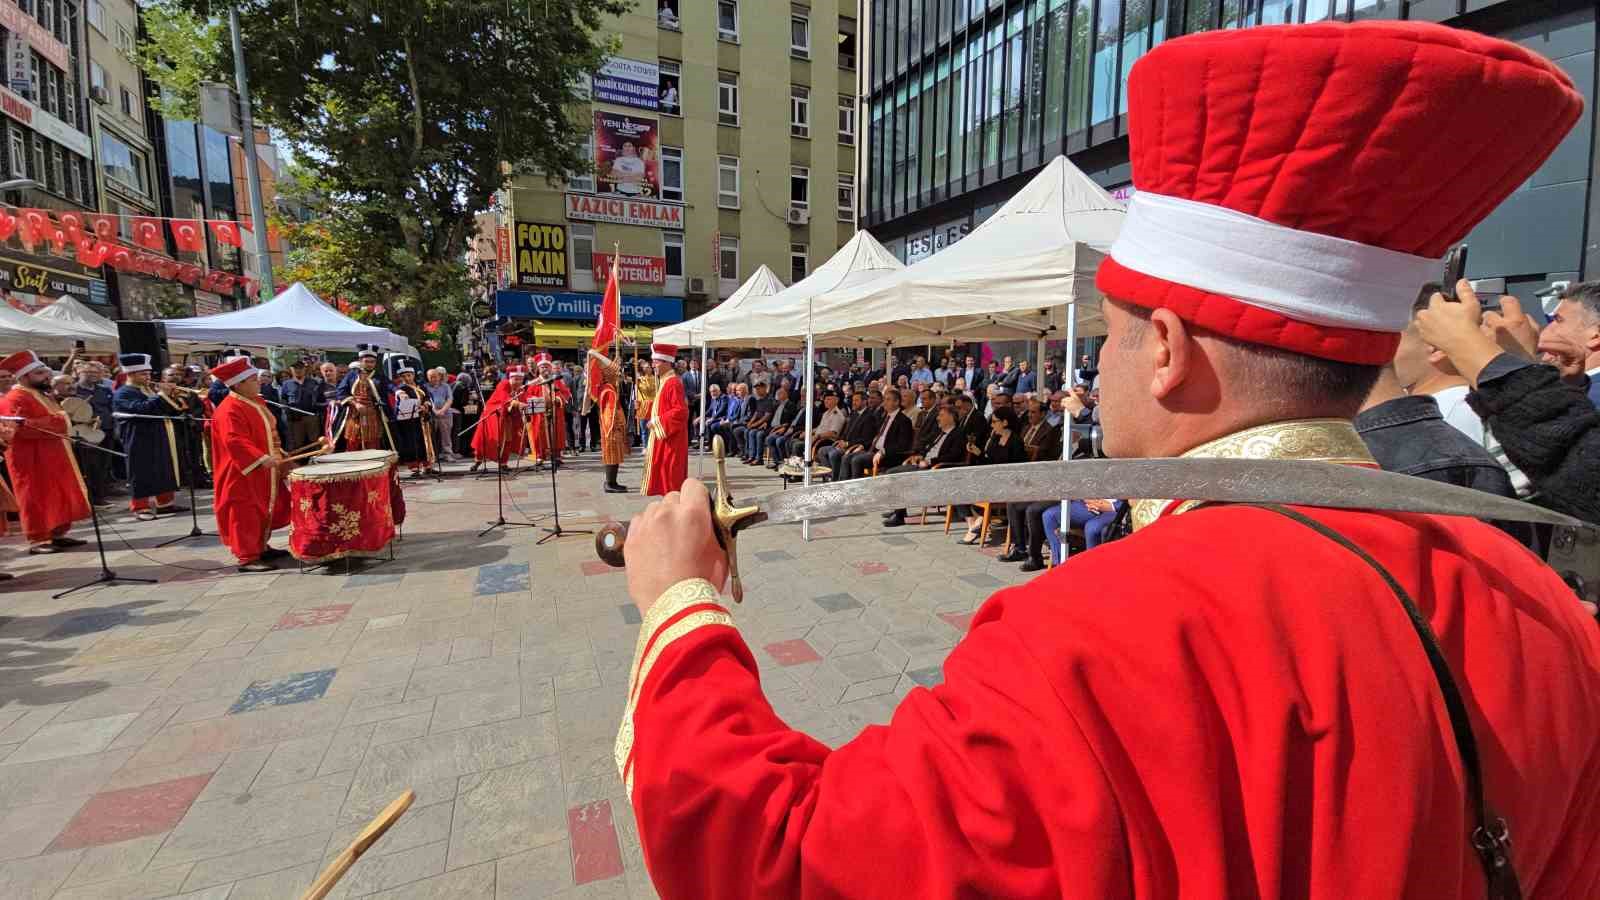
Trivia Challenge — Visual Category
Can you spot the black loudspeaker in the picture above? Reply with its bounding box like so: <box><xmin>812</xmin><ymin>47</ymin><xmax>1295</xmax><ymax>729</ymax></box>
<box><xmin>116</xmin><ymin>321</ymin><xmax>170</xmax><ymax>373</ymax></box>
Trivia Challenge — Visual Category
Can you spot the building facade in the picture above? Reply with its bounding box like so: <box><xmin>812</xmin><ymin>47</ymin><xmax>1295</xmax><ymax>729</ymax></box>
<box><xmin>0</xmin><ymin>0</ymin><xmax>107</xmax><ymax>313</ymax></box>
<box><xmin>498</xmin><ymin>0</ymin><xmax>861</xmax><ymax>341</ymax></box>
<box><xmin>862</xmin><ymin>0</ymin><xmax>1600</xmax><ymax>330</ymax></box>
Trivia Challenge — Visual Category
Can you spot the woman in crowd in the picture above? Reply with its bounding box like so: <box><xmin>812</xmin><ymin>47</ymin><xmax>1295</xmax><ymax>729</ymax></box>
<box><xmin>958</xmin><ymin>406</ymin><xmax>1024</xmax><ymax>545</ymax></box>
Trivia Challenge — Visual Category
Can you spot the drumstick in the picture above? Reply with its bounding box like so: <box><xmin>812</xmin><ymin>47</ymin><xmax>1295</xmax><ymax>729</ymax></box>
<box><xmin>300</xmin><ymin>790</ymin><xmax>414</xmax><ymax>900</ymax></box>
<box><xmin>242</xmin><ymin>442</ymin><xmax>331</xmax><ymax>475</ymax></box>
<box><xmin>285</xmin><ymin>438</ymin><xmax>333</xmax><ymax>457</ymax></box>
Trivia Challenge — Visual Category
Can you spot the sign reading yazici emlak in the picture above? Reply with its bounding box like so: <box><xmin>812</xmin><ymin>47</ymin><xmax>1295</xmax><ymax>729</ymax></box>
<box><xmin>496</xmin><ymin>290</ymin><xmax>683</xmax><ymax>324</ymax></box>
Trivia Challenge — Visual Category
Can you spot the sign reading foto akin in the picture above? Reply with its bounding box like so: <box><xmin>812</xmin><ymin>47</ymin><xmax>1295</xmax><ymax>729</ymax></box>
<box><xmin>514</xmin><ymin>221</ymin><xmax>568</xmax><ymax>289</ymax></box>
<box><xmin>593</xmin><ymin>252</ymin><xmax>665</xmax><ymax>286</ymax></box>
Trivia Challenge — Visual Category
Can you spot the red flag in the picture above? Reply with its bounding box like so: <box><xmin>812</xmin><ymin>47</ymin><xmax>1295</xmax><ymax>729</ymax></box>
<box><xmin>156</xmin><ymin>258</ymin><xmax>181</xmax><ymax>280</ymax></box>
<box><xmin>170</xmin><ymin>219</ymin><xmax>205</xmax><ymax>253</ymax></box>
<box><xmin>240</xmin><ymin>276</ymin><xmax>260</xmax><ymax>299</ymax></box>
<box><xmin>85</xmin><ymin>214</ymin><xmax>118</xmax><ymax>241</ymax></box>
<box><xmin>75</xmin><ymin>240</ymin><xmax>109</xmax><ymax>268</ymax></box>
<box><xmin>586</xmin><ymin>253</ymin><xmax>622</xmax><ymax>395</ymax></box>
<box><xmin>176</xmin><ymin>265</ymin><xmax>201</xmax><ymax>286</ymax></box>
<box><xmin>0</xmin><ymin>208</ymin><xmax>15</xmax><ymax>242</ymax></box>
<box><xmin>107</xmin><ymin>246</ymin><xmax>135</xmax><ymax>272</ymax></box>
<box><xmin>57</xmin><ymin>211</ymin><xmax>84</xmax><ymax>243</ymax></box>
<box><xmin>423</xmin><ymin>320</ymin><xmax>442</xmax><ymax>334</ymax></box>
<box><xmin>208</xmin><ymin>219</ymin><xmax>243</xmax><ymax>247</ymax></box>
<box><xmin>130</xmin><ymin>216</ymin><xmax>165</xmax><ymax>251</ymax></box>
<box><xmin>17</xmin><ymin>209</ymin><xmax>53</xmax><ymax>249</ymax></box>
<box><xmin>48</xmin><ymin>229</ymin><xmax>69</xmax><ymax>255</ymax></box>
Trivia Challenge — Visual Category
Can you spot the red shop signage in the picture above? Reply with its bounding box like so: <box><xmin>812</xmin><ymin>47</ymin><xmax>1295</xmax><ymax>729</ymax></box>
<box><xmin>593</xmin><ymin>251</ymin><xmax>665</xmax><ymax>286</ymax></box>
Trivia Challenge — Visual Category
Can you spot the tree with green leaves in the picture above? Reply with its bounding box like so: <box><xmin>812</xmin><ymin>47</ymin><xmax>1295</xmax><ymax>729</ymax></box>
<box><xmin>148</xmin><ymin>0</ymin><xmax>628</xmax><ymax>342</ymax></box>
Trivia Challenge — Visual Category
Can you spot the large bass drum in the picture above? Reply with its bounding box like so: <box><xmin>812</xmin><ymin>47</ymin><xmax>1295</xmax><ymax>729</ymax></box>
<box><xmin>288</xmin><ymin>459</ymin><xmax>398</xmax><ymax>563</ymax></box>
<box><xmin>309</xmin><ymin>449</ymin><xmax>405</xmax><ymax>526</ymax></box>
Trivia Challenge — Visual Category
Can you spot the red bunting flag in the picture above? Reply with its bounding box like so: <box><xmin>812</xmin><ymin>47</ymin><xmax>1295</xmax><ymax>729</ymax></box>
<box><xmin>48</xmin><ymin>229</ymin><xmax>69</xmax><ymax>255</ymax></box>
<box><xmin>0</xmin><ymin>208</ymin><xmax>16</xmax><ymax>242</ymax></box>
<box><xmin>208</xmin><ymin>220</ymin><xmax>243</xmax><ymax>247</ymax></box>
<box><xmin>176</xmin><ymin>265</ymin><xmax>201</xmax><ymax>286</ymax></box>
<box><xmin>85</xmin><ymin>214</ymin><xmax>118</xmax><ymax>241</ymax></box>
<box><xmin>75</xmin><ymin>240</ymin><xmax>109</xmax><ymax>268</ymax></box>
<box><xmin>130</xmin><ymin>216</ymin><xmax>165</xmax><ymax>251</ymax></box>
<box><xmin>57</xmin><ymin>211</ymin><xmax>84</xmax><ymax>242</ymax></box>
<box><xmin>156</xmin><ymin>258</ymin><xmax>181</xmax><ymax>280</ymax></box>
<box><xmin>107</xmin><ymin>246</ymin><xmax>134</xmax><ymax>272</ymax></box>
<box><xmin>17</xmin><ymin>209</ymin><xmax>52</xmax><ymax>249</ymax></box>
<box><xmin>170</xmin><ymin>219</ymin><xmax>205</xmax><ymax>253</ymax></box>
<box><xmin>240</xmin><ymin>276</ymin><xmax>260</xmax><ymax>299</ymax></box>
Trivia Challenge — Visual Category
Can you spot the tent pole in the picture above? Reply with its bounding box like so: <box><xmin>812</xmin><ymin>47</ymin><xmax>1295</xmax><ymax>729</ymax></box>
<box><xmin>802</xmin><ymin>328</ymin><xmax>815</xmax><ymax>542</ymax></box>
<box><xmin>698</xmin><ymin>340</ymin><xmax>709</xmax><ymax>477</ymax></box>
<box><xmin>1057</xmin><ymin>303</ymin><xmax>1077</xmax><ymax>566</ymax></box>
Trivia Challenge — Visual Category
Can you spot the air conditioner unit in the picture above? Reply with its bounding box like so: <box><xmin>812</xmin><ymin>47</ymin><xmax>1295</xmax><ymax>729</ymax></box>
<box><xmin>786</xmin><ymin>207</ymin><xmax>810</xmax><ymax>226</ymax></box>
<box><xmin>89</xmin><ymin>85</ymin><xmax>109</xmax><ymax>105</ymax></box>
<box><xmin>688</xmin><ymin>276</ymin><xmax>709</xmax><ymax>295</ymax></box>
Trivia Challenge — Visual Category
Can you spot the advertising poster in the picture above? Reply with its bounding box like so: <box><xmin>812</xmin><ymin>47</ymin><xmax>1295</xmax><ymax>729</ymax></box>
<box><xmin>594</xmin><ymin>110</ymin><xmax>659</xmax><ymax>199</ymax></box>
<box><xmin>593</xmin><ymin>252</ymin><xmax>666</xmax><ymax>286</ymax></box>
<box><xmin>514</xmin><ymin>221</ymin><xmax>568</xmax><ymax>289</ymax></box>
<box><xmin>593</xmin><ymin>57</ymin><xmax>659</xmax><ymax>111</ymax></box>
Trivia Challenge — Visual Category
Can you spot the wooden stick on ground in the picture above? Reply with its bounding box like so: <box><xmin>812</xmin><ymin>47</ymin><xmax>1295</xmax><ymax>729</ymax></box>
<box><xmin>300</xmin><ymin>790</ymin><xmax>414</xmax><ymax>900</ymax></box>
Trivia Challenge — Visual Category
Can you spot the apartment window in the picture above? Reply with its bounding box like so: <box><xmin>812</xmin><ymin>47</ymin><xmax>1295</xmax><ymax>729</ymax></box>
<box><xmin>570</xmin><ymin>224</ymin><xmax>596</xmax><ymax>273</ymax></box>
<box><xmin>8</xmin><ymin>128</ymin><xmax>24</xmax><ymax>178</ymax></box>
<box><xmin>838</xmin><ymin>17</ymin><xmax>857</xmax><ymax>70</ymax></box>
<box><xmin>87</xmin><ymin>0</ymin><xmax>103</xmax><ymax>32</ymax></box>
<box><xmin>718</xmin><ymin>235</ymin><xmax>739</xmax><ymax>281</ymax></box>
<box><xmin>116</xmin><ymin>24</ymin><xmax>134</xmax><ymax>56</ymax></box>
<box><xmin>64</xmin><ymin>152</ymin><xmax>78</xmax><ymax>201</ymax></box>
<box><xmin>42</xmin><ymin>68</ymin><xmax>58</xmax><ymax>115</ymax></box>
<box><xmin>120</xmin><ymin>87</ymin><xmax>135</xmax><ymax>117</ymax></box>
<box><xmin>32</xmin><ymin>137</ymin><xmax>46</xmax><ymax>186</ymax></box>
<box><xmin>660</xmin><ymin>145</ymin><xmax>683</xmax><ymax>203</ymax></box>
<box><xmin>39</xmin><ymin>0</ymin><xmax>53</xmax><ymax>33</ymax></box>
<box><xmin>49</xmin><ymin>146</ymin><xmax>63</xmax><ymax>194</ymax></box>
<box><xmin>568</xmin><ymin>134</ymin><xmax>594</xmax><ymax>192</ymax></box>
<box><xmin>99</xmin><ymin>131</ymin><xmax>148</xmax><ymax>195</ymax></box>
<box><xmin>790</xmin><ymin>243</ymin><xmax>807</xmax><ymax>284</ymax></box>
<box><xmin>789</xmin><ymin>86</ymin><xmax>810</xmax><ymax>138</ymax></box>
<box><xmin>663</xmin><ymin>231</ymin><xmax>684</xmax><ymax>279</ymax></box>
<box><xmin>717</xmin><ymin>155</ymin><xmax>740</xmax><ymax>209</ymax></box>
<box><xmin>790</xmin><ymin>10</ymin><xmax>810</xmax><ymax>57</ymax></box>
<box><xmin>717</xmin><ymin>72</ymin><xmax>739</xmax><ymax>126</ymax></box>
<box><xmin>838</xmin><ymin>95</ymin><xmax>856</xmax><ymax>145</ymax></box>
<box><xmin>658</xmin><ymin>59</ymin><xmax>680</xmax><ymax>117</ymax></box>
<box><xmin>790</xmin><ymin>166</ymin><xmax>809</xmax><ymax>210</ymax></box>
<box><xmin>656</xmin><ymin>0</ymin><xmax>680</xmax><ymax>30</ymax></box>
<box><xmin>837</xmin><ymin>175</ymin><xmax>854</xmax><ymax>221</ymax></box>
<box><xmin>717</xmin><ymin>0</ymin><xmax>738</xmax><ymax>41</ymax></box>
<box><xmin>28</xmin><ymin>56</ymin><xmax>39</xmax><ymax>102</ymax></box>
<box><xmin>89</xmin><ymin>62</ymin><xmax>105</xmax><ymax>92</ymax></box>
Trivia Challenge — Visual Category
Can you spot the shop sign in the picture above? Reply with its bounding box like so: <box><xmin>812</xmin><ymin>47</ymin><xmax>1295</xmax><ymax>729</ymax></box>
<box><xmin>564</xmin><ymin>193</ymin><xmax>684</xmax><ymax>229</ymax></box>
<box><xmin>905</xmin><ymin>217</ymin><xmax>971</xmax><ymax>264</ymax></box>
<box><xmin>496</xmin><ymin>226</ymin><xmax>511</xmax><ymax>269</ymax></box>
<box><xmin>0</xmin><ymin>84</ymin><xmax>91</xmax><ymax>157</ymax></box>
<box><xmin>513</xmin><ymin>221</ymin><xmax>568</xmax><ymax>289</ymax></box>
<box><xmin>0</xmin><ymin>257</ymin><xmax>91</xmax><ymax>303</ymax></box>
<box><xmin>593</xmin><ymin>56</ymin><xmax>659</xmax><ymax>111</ymax></box>
<box><xmin>593</xmin><ymin>252</ymin><xmax>665</xmax><ymax>286</ymax></box>
<box><xmin>1109</xmin><ymin>183</ymin><xmax>1135</xmax><ymax>202</ymax></box>
<box><xmin>5</xmin><ymin>32</ymin><xmax>29</xmax><ymax>99</ymax></box>
<box><xmin>0</xmin><ymin>2</ymin><xmax>67</xmax><ymax>70</ymax></box>
<box><xmin>496</xmin><ymin>289</ymin><xmax>683</xmax><ymax>324</ymax></box>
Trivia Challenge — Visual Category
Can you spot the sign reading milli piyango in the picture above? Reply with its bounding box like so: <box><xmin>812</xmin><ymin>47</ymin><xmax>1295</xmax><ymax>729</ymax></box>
<box><xmin>514</xmin><ymin>221</ymin><xmax>568</xmax><ymax>289</ymax></box>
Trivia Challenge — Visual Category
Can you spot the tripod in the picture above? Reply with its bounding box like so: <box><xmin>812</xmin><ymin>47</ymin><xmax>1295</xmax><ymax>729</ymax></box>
<box><xmin>536</xmin><ymin>394</ymin><xmax>590</xmax><ymax>546</ymax></box>
<box><xmin>157</xmin><ymin>407</ymin><xmax>212</xmax><ymax>548</ymax></box>
<box><xmin>51</xmin><ymin>431</ymin><xmax>155</xmax><ymax>599</ymax></box>
<box><xmin>479</xmin><ymin>405</ymin><xmax>539</xmax><ymax>537</ymax></box>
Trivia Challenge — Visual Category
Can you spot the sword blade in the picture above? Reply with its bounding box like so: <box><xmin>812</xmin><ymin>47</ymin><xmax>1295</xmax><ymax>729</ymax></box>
<box><xmin>751</xmin><ymin>459</ymin><xmax>1591</xmax><ymax>531</ymax></box>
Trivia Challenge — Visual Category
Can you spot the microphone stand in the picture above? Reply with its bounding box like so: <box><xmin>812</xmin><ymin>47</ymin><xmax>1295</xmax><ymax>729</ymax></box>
<box><xmin>157</xmin><ymin>401</ymin><xmax>212</xmax><ymax>548</ymax></box>
<box><xmin>5</xmin><ymin>418</ymin><xmax>156</xmax><ymax>599</ymax></box>
<box><xmin>536</xmin><ymin>389</ymin><xmax>590</xmax><ymax>546</ymax></box>
<box><xmin>478</xmin><ymin>403</ymin><xmax>539</xmax><ymax>537</ymax></box>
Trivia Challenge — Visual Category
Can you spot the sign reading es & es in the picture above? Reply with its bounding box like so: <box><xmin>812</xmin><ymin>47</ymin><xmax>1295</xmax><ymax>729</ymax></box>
<box><xmin>514</xmin><ymin>222</ymin><xmax>568</xmax><ymax>289</ymax></box>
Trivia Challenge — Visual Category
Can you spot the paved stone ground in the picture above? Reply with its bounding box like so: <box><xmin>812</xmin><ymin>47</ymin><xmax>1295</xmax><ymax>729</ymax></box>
<box><xmin>0</xmin><ymin>447</ymin><xmax>1033</xmax><ymax>898</ymax></box>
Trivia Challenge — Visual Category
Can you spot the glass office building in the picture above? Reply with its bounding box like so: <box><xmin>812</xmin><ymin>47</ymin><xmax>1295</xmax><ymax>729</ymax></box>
<box><xmin>863</xmin><ymin>0</ymin><xmax>1599</xmax><ymax>308</ymax></box>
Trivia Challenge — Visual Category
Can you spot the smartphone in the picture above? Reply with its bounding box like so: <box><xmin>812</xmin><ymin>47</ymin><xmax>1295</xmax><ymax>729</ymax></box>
<box><xmin>1440</xmin><ymin>244</ymin><xmax>1469</xmax><ymax>300</ymax></box>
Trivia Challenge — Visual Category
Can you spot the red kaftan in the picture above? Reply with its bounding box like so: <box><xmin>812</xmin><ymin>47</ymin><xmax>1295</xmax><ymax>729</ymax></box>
<box><xmin>526</xmin><ymin>379</ymin><xmax>570</xmax><ymax>462</ymax></box>
<box><xmin>0</xmin><ymin>386</ymin><xmax>90</xmax><ymax>542</ymax></box>
<box><xmin>618</xmin><ymin>439</ymin><xmax>1600</xmax><ymax>899</ymax></box>
<box><xmin>641</xmin><ymin>371</ymin><xmax>687</xmax><ymax>496</ymax></box>
<box><xmin>210</xmin><ymin>392</ymin><xmax>291</xmax><ymax>564</ymax></box>
<box><xmin>470</xmin><ymin>379</ymin><xmax>526</xmax><ymax>465</ymax></box>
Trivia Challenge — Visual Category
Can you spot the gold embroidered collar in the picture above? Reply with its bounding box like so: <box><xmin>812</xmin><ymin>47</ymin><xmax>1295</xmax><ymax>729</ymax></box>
<box><xmin>1128</xmin><ymin>418</ymin><xmax>1375</xmax><ymax>531</ymax></box>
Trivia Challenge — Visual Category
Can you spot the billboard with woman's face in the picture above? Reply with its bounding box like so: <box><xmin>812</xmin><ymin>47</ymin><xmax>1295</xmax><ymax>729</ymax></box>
<box><xmin>594</xmin><ymin>111</ymin><xmax>659</xmax><ymax>199</ymax></box>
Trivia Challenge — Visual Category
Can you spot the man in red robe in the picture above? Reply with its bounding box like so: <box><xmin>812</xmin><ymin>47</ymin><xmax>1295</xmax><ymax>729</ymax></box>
<box><xmin>641</xmin><ymin>342</ymin><xmax>687</xmax><ymax>496</ymax></box>
<box><xmin>526</xmin><ymin>353</ymin><xmax>570</xmax><ymax>468</ymax></box>
<box><xmin>614</xmin><ymin>23</ymin><xmax>1600</xmax><ymax>899</ymax></box>
<box><xmin>0</xmin><ymin>351</ymin><xmax>89</xmax><ymax>554</ymax></box>
<box><xmin>470</xmin><ymin>365</ymin><xmax>528</xmax><ymax>468</ymax></box>
<box><xmin>208</xmin><ymin>357</ymin><xmax>292</xmax><ymax>572</ymax></box>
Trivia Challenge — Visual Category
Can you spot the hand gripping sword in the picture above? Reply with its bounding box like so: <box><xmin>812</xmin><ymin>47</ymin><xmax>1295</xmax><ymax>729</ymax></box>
<box><xmin>595</xmin><ymin>437</ymin><xmax>1599</xmax><ymax>603</ymax></box>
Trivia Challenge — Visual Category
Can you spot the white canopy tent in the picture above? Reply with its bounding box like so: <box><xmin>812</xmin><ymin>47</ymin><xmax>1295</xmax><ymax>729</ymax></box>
<box><xmin>651</xmin><ymin>264</ymin><xmax>785</xmax><ymax>348</ymax></box>
<box><xmin>158</xmin><ymin>282</ymin><xmax>414</xmax><ymax>353</ymax></box>
<box><xmin>0</xmin><ymin>303</ymin><xmax>91</xmax><ymax>352</ymax></box>
<box><xmin>32</xmin><ymin>295</ymin><xmax>121</xmax><ymax>351</ymax></box>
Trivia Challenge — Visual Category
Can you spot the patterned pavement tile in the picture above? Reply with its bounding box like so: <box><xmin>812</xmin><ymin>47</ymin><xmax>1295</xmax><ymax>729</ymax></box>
<box><xmin>346</xmin><ymin>572</ymin><xmax>405</xmax><ymax>588</ymax></box>
<box><xmin>905</xmin><ymin>666</ymin><xmax>943</xmax><ymax>688</ymax></box>
<box><xmin>569</xmin><ymin>799</ymin><xmax>625</xmax><ymax>885</ymax></box>
<box><xmin>475</xmin><ymin>563</ymin><xmax>530</xmax><ymax>595</ymax></box>
<box><xmin>272</xmin><ymin>603</ymin><xmax>354</xmax><ymax>631</ymax></box>
<box><xmin>227</xmin><ymin>669</ymin><xmax>338</xmax><ymax>715</ymax></box>
<box><xmin>879</xmin><ymin>535</ymin><xmax>914</xmax><ymax>546</ymax></box>
<box><xmin>618</xmin><ymin>605</ymin><xmax>642</xmax><ymax>625</ymax></box>
<box><xmin>958</xmin><ymin>573</ymin><xmax>1002</xmax><ymax>588</ymax></box>
<box><xmin>46</xmin><ymin>773</ymin><xmax>213</xmax><ymax>852</ymax></box>
<box><xmin>763</xmin><ymin>639</ymin><xmax>823</xmax><ymax>667</ymax></box>
<box><xmin>813</xmin><ymin>593</ymin><xmax>864</xmax><ymax>614</ymax></box>
<box><xmin>45</xmin><ymin>610</ymin><xmax>132</xmax><ymax>640</ymax></box>
<box><xmin>937</xmin><ymin>611</ymin><xmax>976</xmax><ymax>633</ymax></box>
<box><xmin>580</xmin><ymin>560</ymin><xmax>614</xmax><ymax>577</ymax></box>
<box><xmin>854</xmin><ymin>561</ymin><xmax>891</xmax><ymax>576</ymax></box>
<box><xmin>755</xmin><ymin>550</ymin><xmax>795</xmax><ymax>562</ymax></box>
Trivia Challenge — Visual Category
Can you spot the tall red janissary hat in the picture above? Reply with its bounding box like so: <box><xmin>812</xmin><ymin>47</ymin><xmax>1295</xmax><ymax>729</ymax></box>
<box><xmin>651</xmin><ymin>343</ymin><xmax>677</xmax><ymax>364</ymax></box>
<box><xmin>1097</xmin><ymin>21</ymin><xmax>1584</xmax><ymax>365</ymax></box>
<box><xmin>210</xmin><ymin>357</ymin><xmax>257</xmax><ymax>388</ymax></box>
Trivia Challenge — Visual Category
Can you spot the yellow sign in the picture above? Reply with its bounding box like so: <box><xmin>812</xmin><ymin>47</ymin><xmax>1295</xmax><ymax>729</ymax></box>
<box><xmin>515</xmin><ymin>222</ymin><xmax>567</xmax><ymax>289</ymax></box>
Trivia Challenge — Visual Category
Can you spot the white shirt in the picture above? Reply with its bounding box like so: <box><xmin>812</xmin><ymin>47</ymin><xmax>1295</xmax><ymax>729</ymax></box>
<box><xmin>873</xmin><ymin>409</ymin><xmax>900</xmax><ymax>452</ymax></box>
<box><xmin>815</xmin><ymin>406</ymin><xmax>848</xmax><ymax>436</ymax></box>
<box><xmin>612</xmin><ymin>155</ymin><xmax>646</xmax><ymax>194</ymax></box>
<box><xmin>926</xmin><ymin>427</ymin><xmax>954</xmax><ymax>460</ymax></box>
<box><xmin>1429</xmin><ymin>384</ymin><xmax>1484</xmax><ymax>444</ymax></box>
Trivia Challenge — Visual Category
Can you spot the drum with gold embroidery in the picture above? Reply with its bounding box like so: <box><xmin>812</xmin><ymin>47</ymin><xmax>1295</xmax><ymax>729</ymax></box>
<box><xmin>287</xmin><ymin>459</ymin><xmax>397</xmax><ymax>563</ymax></box>
<box><xmin>308</xmin><ymin>449</ymin><xmax>406</xmax><ymax>527</ymax></box>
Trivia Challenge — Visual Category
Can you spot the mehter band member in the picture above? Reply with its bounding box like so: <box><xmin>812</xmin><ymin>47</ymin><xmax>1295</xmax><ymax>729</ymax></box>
<box><xmin>526</xmin><ymin>353</ymin><xmax>570</xmax><ymax>468</ymax></box>
<box><xmin>332</xmin><ymin>344</ymin><xmax>394</xmax><ymax>451</ymax></box>
<box><xmin>640</xmin><ymin>342</ymin><xmax>686</xmax><ymax>496</ymax></box>
<box><xmin>471</xmin><ymin>364</ymin><xmax>528</xmax><ymax>467</ymax></box>
<box><xmin>585</xmin><ymin>346</ymin><xmax>630</xmax><ymax>493</ymax></box>
<box><xmin>614</xmin><ymin>22</ymin><xmax>1600</xmax><ymax>899</ymax></box>
<box><xmin>209</xmin><ymin>357</ymin><xmax>292</xmax><ymax>572</ymax></box>
<box><xmin>112</xmin><ymin>353</ymin><xmax>187</xmax><ymax>521</ymax></box>
<box><xmin>0</xmin><ymin>351</ymin><xmax>89</xmax><ymax>554</ymax></box>
<box><xmin>390</xmin><ymin>365</ymin><xmax>436</xmax><ymax>477</ymax></box>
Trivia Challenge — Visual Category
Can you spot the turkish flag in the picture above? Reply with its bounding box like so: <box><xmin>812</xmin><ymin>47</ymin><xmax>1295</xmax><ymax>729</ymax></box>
<box><xmin>57</xmin><ymin>211</ymin><xmax>84</xmax><ymax>243</ymax></box>
<box><xmin>176</xmin><ymin>265</ymin><xmax>201</xmax><ymax>286</ymax></box>
<box><xmin>208</xmin><ymin>219</ymin><xmax>243</xmax><ymax>247</ymax></box>
<box><xmin>240</xmin><ymin>276</ymin><xmax>260</xmax><ymax>299</ymax></box>
<box><xmin>107</xmin><ymin>247</ymin><xmax>135</xmax><ymax>272</ymax></box>
<box><xmin>131</xmin><ymin>216</ymin><xmax>165</xmax><ymax>251</ymax></box>
<box><xmin>18</xmin><ymin>209</ymin><xmax>53</xmax><ymax>249</ymax></box>
<box><xmin>170</xmin><ymin>219</ymin><xmax>205</xmax><ymax>253</ymax></box>
<box><xmin>76</xmin><ymin>240</ymin><xmax>110</xmax><ymax>268</ymax></box>
<box><xmin>586</xmin><ymin>253</ymin><xmax>623</xmax><ymax>396</ymax></box>
<box><xmin>0</xmin><ymin>208</ymin><xmax>16</xmax><ymax>242</ymax></box>
<box><xmin>156</xmin><ymin>258</ymin><xmax>181</xmax><ymax>280</ymax></box>
<box><xmin>47</xmin><ymin>229</ymin><xmax>70</xmax><ymax>255</ymax></box>
<box><xmin>85</xmin><ymin>214</ymin><xmax>119</xmax><ymax>241</ymax></box>
<box><xmin>212</xmin><ymin>273</ymin><xmax>237</xmax><ymax>294</ymax></box>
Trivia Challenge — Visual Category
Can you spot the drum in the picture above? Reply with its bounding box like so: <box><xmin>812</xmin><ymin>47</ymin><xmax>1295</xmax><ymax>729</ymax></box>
<box><xmin>309</xmin><ymin>449</ymin><xmax>406</xmax><ymax>526</ymax></box>
<box><xmin>288</xmin><ymin>460</ymin><xmax>398</xmax><ymax>563</ymax></box>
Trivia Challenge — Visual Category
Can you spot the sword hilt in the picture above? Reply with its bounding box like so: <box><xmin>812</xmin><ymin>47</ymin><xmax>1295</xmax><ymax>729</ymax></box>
<box><xmin>593</xmin><ymin>435</ymin><xmax>762</xmax><ymax>603</ymax></box>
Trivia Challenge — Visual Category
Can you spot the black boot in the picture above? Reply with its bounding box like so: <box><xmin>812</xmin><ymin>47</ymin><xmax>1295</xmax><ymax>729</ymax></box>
<box><xmin>604</xmin><ymin>464</ymin><xmax>630</xmax><ymax>493</ymax></box>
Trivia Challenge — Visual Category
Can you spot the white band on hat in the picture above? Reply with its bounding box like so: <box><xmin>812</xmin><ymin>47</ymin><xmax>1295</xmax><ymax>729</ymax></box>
<box><xmin>12</xmin><ymin>360</ymin><xmax>45</xmax><ymax>378</ymax></box>
<box><xmin>224</xmin><ymin>367</ymin><xmax>257</xmax><ymax>387</ymax></box>
<box><xmin>651</xmin><ymin>351</ymin><xmax>674</xmax><ymax>363</ymax></box>
<box><xmin>1109</xmin><ymin>191</ymin><xmax>1441</xmax><ymax>333</ymax></box>
<box><xmin>122</xmin><ymin>363</ymin><xmax>151</xmax><ymax>373</ymax></box>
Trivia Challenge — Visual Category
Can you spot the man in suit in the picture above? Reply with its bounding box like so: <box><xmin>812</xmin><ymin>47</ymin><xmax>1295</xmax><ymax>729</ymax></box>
<box><xmin>279</xmin><ymin>357</ymin><xmax>326</xmax><ymax>454</ymax></box>
<box><xmin>819</xmin><ymin>390</ymin><xmax>878</xmax><ymax>481</ymax></box>
<box><xmin>711</xmin><ymin>382</ymin><xmax>747</xmax><ymax>452</ymax></box>
<box><xmin>882</xmin><ymin>403</ymin><xmax>969</xmax><ymax>526</ymax></box>
<box><xmin>1001</xmin><ymin>399</ymin><xmax>1070</xmax><ymax>565</ymax></box>
<box><xmin>960</xmin><ymin>355</ymin><xmax>985</xmax><ymax>396</ymax></box>
<box><xmin>845</xmin><ymin>387</ymin><xmax>912</xmax><ymax>479</ymax></box>
<box><xmin>955</xmin><ymin>392</ymin><xmax>988</xmax><ymax>451</ymax></box>
<box><xmin>698</xmin><ymin>383</ymin><xmax>729</xmax><ymax>445</ymax></box>
<box><xmin>682</xmin><ymin>358</ymin><xmax>702</xmax><ymax>438</ymax></box>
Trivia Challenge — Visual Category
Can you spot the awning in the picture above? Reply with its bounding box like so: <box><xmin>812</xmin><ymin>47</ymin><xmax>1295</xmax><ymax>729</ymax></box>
<box><xmin>527</xmin><ymin>321</ymin><xmax>653</xmax><ymax>349</ymax></box>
